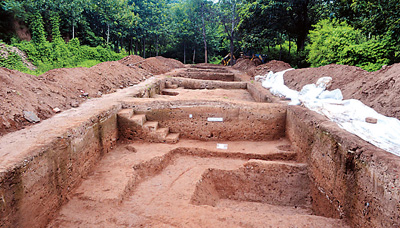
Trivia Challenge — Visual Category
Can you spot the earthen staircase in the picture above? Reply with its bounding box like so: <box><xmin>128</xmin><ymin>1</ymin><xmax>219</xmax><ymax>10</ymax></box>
<box><xmin>118</xmin><ymin>109</ymin><xmax>180</xmax><ymax>143</ymax></box>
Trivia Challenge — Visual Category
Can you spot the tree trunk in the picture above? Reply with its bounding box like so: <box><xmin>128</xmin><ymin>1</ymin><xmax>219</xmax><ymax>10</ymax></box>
<box><xmin>135</xmin><ymin>40</ymin><xmax>139</xmax><ymax>55</ymax></box>
<box><xmin>229</xmin><ymin>2</ymin><xmax>236</xmax><ymax>66</ymax></box>
<box><xmin>106</xmin><ymin>23</ymin><xmax>110</xmax><ymax>45</ymax></box>
<box><xmin>296</xmin><ymin>32</ymin><xmax>307</xmax><ymax>52</ymax></box>
<box><xmin>72</xmin><ymin>23</ymin><xmax>75</xmax><ymax>39</ymax></box>
<box><xmin>193</xmin><ymin>48</ymin><xmax>196</xmax><ymax>64</ymax></box>
<box><xmin>143</xmin><ymin>37</ymin><xmax>146</xmax><ymax>58</ymax></box>
<box><xmin>201</xmin><ymin>2</ymin><xmax>207</xmax><ymax>63</ymax></box>
<box><xmin>156</xmin><ymin>35</ymin><xmax>159</xmax><ymax>56</ymax></box>
<box><xmin>230</xmin><ymin>37</ymin><xmax>234</xmax><ymax>66</ymax></box>
<box><xmin>129</xmin><ymin>37</ymin><xmax>133</xmax><ymax>55</ymax></box>
<box><xmin>183</xmin><ymin>42</ymin><xmax>186</xmax><ymax>64</ymax></box>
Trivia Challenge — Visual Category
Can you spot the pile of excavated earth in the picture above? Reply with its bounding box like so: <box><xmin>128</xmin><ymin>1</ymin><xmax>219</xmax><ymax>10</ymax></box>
<box><xmin>0</xmin><ymin>56</ymin><xmax>399</xmax><ymax>228</ymax></box>
<box><xmin>0</xmin><ymin>55</ymin><xmax>184</xmax><ymax>136</ymax></box>
<box><xmin>233</xmin><ymin>58</ymin><xmax>400</xmax><ymax>120</ymax></box>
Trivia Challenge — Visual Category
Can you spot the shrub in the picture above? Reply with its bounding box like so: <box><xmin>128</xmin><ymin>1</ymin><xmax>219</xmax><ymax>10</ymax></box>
<box><xmin>307</xmin><ymin>19</ymin><xmax>393</xmax><ymax>71</ymax></box>
<box><xmin>0</xmin><ymin>51</ymin><xmax>29</xmax><ymax>71</ymax></box>
<box><xmin>1</xmin><ymin>12</ymin><xmax>128</xmax><ymax>75</ymax></box>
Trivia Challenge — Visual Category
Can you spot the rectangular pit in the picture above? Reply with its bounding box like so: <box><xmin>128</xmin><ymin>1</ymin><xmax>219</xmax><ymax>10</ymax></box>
<box><xmin>0</xmin><ymin>76</ymin><xmax>399</xmax><ymax>228</ymax></box>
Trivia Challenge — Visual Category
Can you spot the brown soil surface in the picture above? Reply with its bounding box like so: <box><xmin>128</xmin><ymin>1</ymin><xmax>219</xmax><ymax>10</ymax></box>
<box><xmin>233</xmin><ymin>58</ymin><xmax>292</xmax><ymax>77</ymax></box>
<box><xmin>284</xmin><ymin>64</ymin><xmax>400</xmax><ymax>119</ymax></box>
<box><xmin>119</xmin><ymin>55</ymin><xmax>185</xmax><ymax>75</ymax></box>
<box><xmin>0</xmin><ymin>55</ymin><xmax>183</xmax><ymax>136</ymax></box>
<box><xmin>232</xmin><ymin>58</ymin><xmax>258</xmax><ymax>72</ymax></box>
<box><xmin>48</xmin><ymin>140</ymin><xmax>349</xmax><ymax>228</ymax></box>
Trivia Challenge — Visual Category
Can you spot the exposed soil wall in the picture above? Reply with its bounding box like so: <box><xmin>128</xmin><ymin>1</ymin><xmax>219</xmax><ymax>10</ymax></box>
<box><xmin>191</xmin><ymin>160</ymin><xmax>310</xmax><ymax>207</ymax></box>
<box><xmin>286</xmin><ymin>106</ymin><xmax>400</xmax><ymax>227</ymax></box>
<box><xmin>165</xmin><ymin>77</ymin><xmax>247</xmax><ymax>90</ymax></box>
<box><xmin>166</xmin><ymin>68</ymin><xmax>235</xmax><ymax>81</ymax></box>
<box><xmin>247</xmin><ymin>81</ymin><xmax>283</xmax><ymax>103</ymax></box>
<box><xmin>0</xmin><ymin>77</ymin><xmax>165</xmax><ymax>228</ymax></box>
<box><xmin>0</xmin><ymin>108</ymin><xmax>119</xmax><ymax>228</ymax></box>
<box><xmin>120</xmin><ymin>101</ymin><xmax>286</xmax><ymax>141</ymax></box>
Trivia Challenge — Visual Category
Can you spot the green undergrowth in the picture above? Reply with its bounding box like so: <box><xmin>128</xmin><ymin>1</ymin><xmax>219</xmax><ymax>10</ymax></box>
<box><xmin>0</xmin><ymin>13</ymin><xmax>127</xmax><ymax>76</ymax></box>
<box><xmin>307</xmin><ymin>19</ymin><xmax>395</xmax><ymax>72</ymax></box>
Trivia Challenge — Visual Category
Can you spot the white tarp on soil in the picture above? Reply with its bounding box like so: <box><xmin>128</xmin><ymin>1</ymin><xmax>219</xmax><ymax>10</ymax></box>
<box><xmin>255</xmin><ymin>69</ymin><xmax>400</xmax><ymax>156</ymax></box>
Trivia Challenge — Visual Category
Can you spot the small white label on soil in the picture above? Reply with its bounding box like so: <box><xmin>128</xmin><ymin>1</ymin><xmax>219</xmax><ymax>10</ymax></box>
<box><xmin>189</xmin><ymin>114</ymin><xmax>193</xmax><ymax>118</ymax></box>
<box><xmin>207</xmin><ymin>117</ymin><xmax>223</xmax><ymax>122</ymax></box>
<box><xmin>217</xmin><ymin>144</ymin><xmax>228</xmax><ymax>150</ymax></box>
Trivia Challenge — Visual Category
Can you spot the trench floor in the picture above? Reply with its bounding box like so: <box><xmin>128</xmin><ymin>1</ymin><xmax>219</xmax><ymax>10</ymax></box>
<box><xmin>48</xmin><ymin>139</ymin><xmax>349</xmax><ymax>228</ymax></box>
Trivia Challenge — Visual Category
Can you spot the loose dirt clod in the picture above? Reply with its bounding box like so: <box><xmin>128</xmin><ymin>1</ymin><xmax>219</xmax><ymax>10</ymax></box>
<box><xmin>366</xmin><ymin>117</ymin><xmax>378</xmax><ymax>124</ymax></box>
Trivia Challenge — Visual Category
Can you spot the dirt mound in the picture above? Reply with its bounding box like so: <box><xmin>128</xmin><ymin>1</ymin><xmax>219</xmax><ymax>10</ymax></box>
<box><xmin>155</xmin><ymin>56</ymin><xmax>185</xmax><ymax>69</ymax></box>
<box><xmin>250</xmin><ymin>60</ymin><xmax>292</xmax><ymax>77</ymax></box>
<box><xmin>284</xmin><ymin>64</ymin><xmax>400</xmax><ymax>119</ymax></box>
<box><xmin>232</xmin><ymin>58</ymin><xmax>258</xmax><ymax>72</ymax></box>
<box><xmin>0</xmin><ymin>56</ymin><xmax>184</xmax><ymax>136</ymax></box>
<box><xmin>233</xmin><ymin>58</ymin><xmax>292</xmax><ymax>77</ymax></box>
<box><xmin>119</xmin><ymin>55</ymin><xmax>185</xmax><ymax>75</ymax></box>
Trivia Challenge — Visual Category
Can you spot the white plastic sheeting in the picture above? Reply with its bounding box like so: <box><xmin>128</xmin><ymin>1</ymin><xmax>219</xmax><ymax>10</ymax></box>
<box><xmin>255</xmin><ymin>69</ymin><xmax>400</xmax><ymax>156</ymax></box>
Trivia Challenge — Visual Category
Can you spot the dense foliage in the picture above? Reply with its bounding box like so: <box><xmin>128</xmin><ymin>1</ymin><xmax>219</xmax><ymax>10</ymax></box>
<box><xmin>1</xmin><ymin>0</ymin><xmax>399</xmax><ymax>73</ymax></box>
<box><xmin>307</xmin><ymin>19</ymin><xmax>394</xmax><ymax>71</ymax></box>
<box><xmin>0</xmin><ymin>13</ymin><xmax>125</xmax><ymax>75</ymax></box>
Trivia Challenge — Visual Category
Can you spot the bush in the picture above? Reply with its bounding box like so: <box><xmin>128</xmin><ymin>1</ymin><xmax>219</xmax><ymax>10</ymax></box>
<box><xmin>1</xmin><ymin>13</ymin><xmax>128</xmax><ymax>75</ymax></box>
<box><xmin>0</xmin><ymin>51</ymin><xmax>29</xmax><ymax>72</ymax></box>
<box><xmin>307</xmin><ymin>19</ymin><xmax>393</xmax><ymax>71</ymax></box>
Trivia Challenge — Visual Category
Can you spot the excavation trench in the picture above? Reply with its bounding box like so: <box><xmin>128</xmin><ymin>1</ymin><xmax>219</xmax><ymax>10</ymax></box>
<box><xmin>0</xmin><ymin>66</ymin><xmax>399</xmax><ymax>228</ymax></box>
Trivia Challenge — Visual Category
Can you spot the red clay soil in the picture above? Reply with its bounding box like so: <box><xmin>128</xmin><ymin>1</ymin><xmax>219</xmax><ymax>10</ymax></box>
<box><xmin>119</xmin><ymin>55</ymin><xmax>185</xmax><ymax>75</ymax></box>
<box><xmin>230</xmin><ymin>58</ymin><xmax>400</xmax><ymax>119</ymax></box>
<box><xmin>232</xmin><ymin>58</ymin><xmax>259</xmax><ymax>73</ymax></box>
<box><xmin>0</xmin><ymin>55</ymin><xmax>184</xmax><ymax>136</ymax></box>
<box><xmin>233</xmin><ymin>58</ymin><xmax>292</xmax><ymax>77</ymax></box>
<box><xmin>284</xmin><ymin>64</ymin><xmax>400</xmax><ymax>120</ymax></box>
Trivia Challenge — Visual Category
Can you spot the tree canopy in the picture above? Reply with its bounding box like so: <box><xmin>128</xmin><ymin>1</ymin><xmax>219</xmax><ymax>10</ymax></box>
<box><xmin>1</xmin><ymin>0</ymin><xmax>399</xmax><ymax>71</ymax></box>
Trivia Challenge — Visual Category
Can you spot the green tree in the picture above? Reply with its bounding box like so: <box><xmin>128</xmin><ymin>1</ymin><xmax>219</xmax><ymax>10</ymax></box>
<box><xmin>307</xmin><ymin>19</ymin><xmax>393</xmax><ymax>71</ymax></box>
<box><xmin>218</xmin><ymin>0</ymin><xmax>242</xmax><ymax>65</ymax></box>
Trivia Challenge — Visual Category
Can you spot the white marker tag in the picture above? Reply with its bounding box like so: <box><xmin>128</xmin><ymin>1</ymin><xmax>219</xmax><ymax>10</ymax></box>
<box><xmin>189</xmin><ymin>114</ymin><xmax>193</xmax><ymax>118</ymax></box>
<box><xmin>217</xmin><ymin>144</ymin><xmax>228</xmax><ymax>150</ymax></box>
<box><xmin>207</xmin><ymin>117</ymin><xmax>223</xmax><ymax>122</ymax></box>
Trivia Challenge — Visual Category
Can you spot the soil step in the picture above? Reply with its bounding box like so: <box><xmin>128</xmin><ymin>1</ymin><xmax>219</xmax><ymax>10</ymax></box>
<box><xmin>131</xmin><ymin>114</ymin><xmax>147</xmax><ymax>126</ymax></box>
<box><xmin>165</xmin><ymin>81</ymin><xmax>179</xmax><ymax>89</ymax></box>
<box><xmin>155</xmin><ymin>127</ymin><xmax>170</xmax><ymax>141</ymax></box>
<box><xmin>119</xmin><ymin>111</ymin><xmax>180</xmax><ymax>144</ymax></box>
<box><xmin>169</xmin><ymin>84</ymin><xmax>179</xmax><ymax>89</ymax></box>
<box><xmin>166</xmin><ymin>133</ymin><xmax>180</xmax><ymax>144</ymax></box>
<box><xmin>117</xmin><ymin>109</ymin><xmax>134</xmax><ymax>119</ymax></box>
<box><xmin>244</xmin><ymin>159</ymin><xmax>308</xmax><ymax>170</ymax></box>
<box><xmin>143</xmin><ymin>121</ymin><xmax>159</xmax><ymax>132</ymax></box>
<box><xmin>161</xmin><ymin>89</ymin><xmax>179</xmax><ymax>96</ymax></box>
